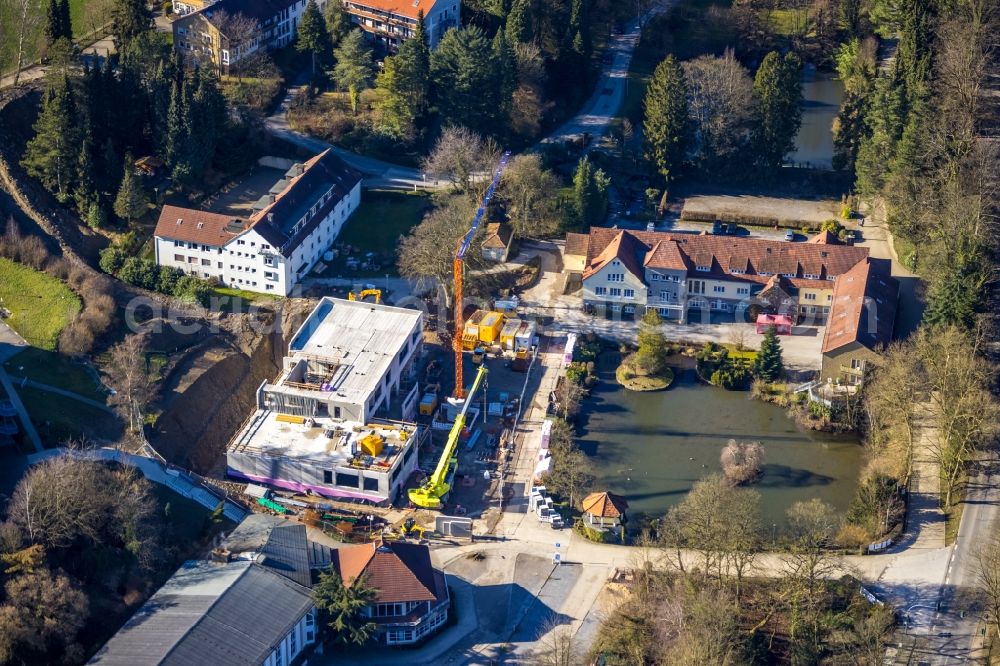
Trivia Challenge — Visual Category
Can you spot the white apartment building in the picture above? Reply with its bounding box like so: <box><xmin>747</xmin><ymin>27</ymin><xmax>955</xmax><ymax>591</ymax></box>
<box><xmin>153</xmin><ymin>150</ymin><xmax>362</xmax><ymax>296</ymax></box>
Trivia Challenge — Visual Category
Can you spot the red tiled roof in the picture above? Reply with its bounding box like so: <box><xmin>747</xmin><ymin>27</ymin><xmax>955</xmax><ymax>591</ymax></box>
<box><xmin>153</xmin><ymin>205</ymin><xmax>247</xmax><ymax>247</ymax></box>
<box><xmin>332</xmin><ymin>540</ymin><xmax>440</xmax><ymax>604</ymax></box>
<box><xmin>643</xmin><ymin>240</ymin><xmax>687</xmax><ymax>270</ymax></box>
<box><xmin>808</xmin><ymin>230</ymin><xmax>842</xmax><ymax>245</ymax></box>
<box><xmin>345</xmin><ymin>0</ymin><xmax>440</xmax><ymax>20</ymax></box>
<box><xmin>564</xmin><ymin>232</ymin><xmax>590</xmax><ymax>258</ymax></box>
<box><xmin>582</xmin><ymin>491</ymin><xmax>628</xmax><ymax>518</ymax></box>
<box><xmin>582</xmin><ymin>230</ymin><xmax>647</xmax><ymax>280</ymax></box>
<box><xmin>822</xmin><ymin>258</ymin><xmax>898</xmax><ymax>353</ymax></box>
<box><xmin>579</xmin><ymin>228</ymin><xmax>869</xmax><ymax>290</ymax></box>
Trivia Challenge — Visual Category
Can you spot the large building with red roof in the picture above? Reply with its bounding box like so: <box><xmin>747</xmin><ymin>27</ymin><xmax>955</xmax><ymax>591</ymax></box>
<box><xmin>567</xmin><ymin>227</ymin><xmax>898</xmax><ymax>384</ymax></box>
<box><xmin>153</xmin><ymin>150</ymin><xmax>362</xmax><ymax>296</ymax></box>
<box><xmin>344</xmin><ymin>0</ymin><xmax>459</xmax><ymax>49</ymax></box>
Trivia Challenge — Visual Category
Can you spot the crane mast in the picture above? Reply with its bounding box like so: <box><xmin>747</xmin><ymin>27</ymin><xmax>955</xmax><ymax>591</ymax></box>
<box><xmin>453</xmin><ymin>151</ymin><xmax>511</xmax><ymax>399</ymax></box>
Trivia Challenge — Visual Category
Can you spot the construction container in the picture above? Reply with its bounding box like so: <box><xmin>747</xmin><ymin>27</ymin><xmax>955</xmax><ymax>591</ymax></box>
<box><xmin>359</xmin><ymin>434</ymin><xmax>384</xmax><ymax>457</ymax></box>
<box><xmin>516</xmin><ymin>321</ymin><xmax>536</xmax><ymax>350</ymax></box>
<box><xmin>478</xmin><ymin>311</ymin><xmax>505</xmax><ymax>344</ymax></box>
<box><xmin>276</xmin><ymin>414</ymin><xmax>306</xmax><ymax>424</ymax></box>
<box><xmin>462</xmin><ymin>310</ymin><xmax>486</xmax><ymax>350</ymax></box>
<box><xmin>419</xmin><ymin>392</ymin><xmax>438</xmax><ymax>416</ymax></box>
<box><xmin>500</xmin><ymin>318</ymin><xmax>522</xmax><ymax>351</ymax></box>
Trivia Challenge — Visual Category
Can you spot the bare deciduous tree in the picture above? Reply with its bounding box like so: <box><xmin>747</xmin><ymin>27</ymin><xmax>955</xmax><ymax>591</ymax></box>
<box><xmin>211</xmin><ymin>10</ymin><xmax>261</xmax><ymax>81</ymax></box>
<box><xmin>397</xmin><ymin>194</ymin><xmax>479</xmax><ymax>290</ymax></box>
<box><xmin>498</xmin><ymin>154</ymin><xmax>561</xmax><ymax>238</ymax></box>
<box><xmin>422</xmin><ymin>126</ymin><xmax>501</xmax><ymax>195</ymax></box>
<box><xmin>530</xmin><ymin>617</ymin><xmax>579</xmax><ymax>666</ymax></box>
<box><xmin>107</xmin><ymin>333</ymin><xmax>152</xmax><ymax>436</ymax></box>
<box><xmin>682</xmin><ymin>50</ymin><xmax>754</xmax><ymax>170</ymax></box>
<box><xmin>1</xmin><ymin>0</ymin><xmax>44</xmax><ymax>87</ymax></box>
<box><xmin>0</xmin><ymin>566</ymin><xmax>89</xmax><ymax>664</ymax></box>
<box><xmin>974</xmin><ymin>527</ymin><xmax>1000</xmax><ymax>639</ymax></box>
<box><xmin>720</xmin><ymin>439</ymin><xmax>765</xmax><ymax>486</ymax></box>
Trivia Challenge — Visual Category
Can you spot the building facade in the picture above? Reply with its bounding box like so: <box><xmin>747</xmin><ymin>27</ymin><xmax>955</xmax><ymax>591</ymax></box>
<box><xmin>343</xmin><ymin>0</ymin><xmax>459</xmax><ymax>49</ymax></box>
<box><xmin>173</xmin><ymin>0</ymin><xmax>321</xmax><ymax>71</ymax></box>
<box><xmin>226</xmin><ymin>298</ymin><xmax>425</xmax><ymax>504</ymax></box>
<box><xmin>331</xmin><ymin>540</ymin><xmax>450</xmax><ymax>646</ymax></box>
<box><xmin>154</xmin><ymin>150</ymin><xmax>362</xmax><ymax>296</ymax></box>
<box><xmin>570</xmin><ymin>228</ymin><xmax>872</xmax><ymax>325</ymax></box>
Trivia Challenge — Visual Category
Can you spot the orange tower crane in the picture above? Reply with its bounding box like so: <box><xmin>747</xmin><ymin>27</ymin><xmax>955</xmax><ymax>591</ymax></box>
<box><xmin>452</xmin><ymin>151</ymin><xmax>511</xmax><ymax>398</ymax></box>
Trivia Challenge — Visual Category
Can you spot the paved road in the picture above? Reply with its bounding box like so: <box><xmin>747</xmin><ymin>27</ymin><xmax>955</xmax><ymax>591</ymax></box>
<box><xmin>263</xmin><ymin>74</ymin><xmax>445</xmax><ymax>190</ymax></box>
<box><xmin>540</xmin><ymin>1</ymin><xmax>672</xmax><ymax>149</ymax></box>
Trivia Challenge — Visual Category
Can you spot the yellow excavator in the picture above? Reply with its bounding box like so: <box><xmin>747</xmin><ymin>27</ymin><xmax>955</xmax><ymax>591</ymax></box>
<box><xmin>348</xmin><ymin>288</ymin><xmax>381</xmax><ymax>304</ymax></box>
<box><xmin>408</xmin><ymin>364</ymin><xmax>487</xmax><ymax>509</ymax></box>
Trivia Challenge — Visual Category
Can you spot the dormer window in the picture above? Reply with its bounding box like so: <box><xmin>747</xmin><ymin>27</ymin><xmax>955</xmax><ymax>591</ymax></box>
<box><xmin>696</xmin><ymin>265</ymin><xmax>710</xmax><ymax>272</ymax></box>
<box><xmin>803</xmin><ymin>273</ymin><xmax>820</xmax><ymax>279</ymax></box>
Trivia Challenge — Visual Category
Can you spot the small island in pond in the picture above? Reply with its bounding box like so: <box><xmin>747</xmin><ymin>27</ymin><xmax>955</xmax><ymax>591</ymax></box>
<box><xmin>616</xmin><ymin>310</ymin><xmax>674</xmax><ymax>391</ymax></box>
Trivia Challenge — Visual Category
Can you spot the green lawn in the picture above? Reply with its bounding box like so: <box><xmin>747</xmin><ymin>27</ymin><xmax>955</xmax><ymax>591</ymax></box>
<box><xmin>0</xmin><ymin>258</ymin><xmax>81</xmax><ymax>350</ymax></box>
<box><xmin>339</xmin><ymin>189</ymin><xmax>432</xmax><ymax>253</ymax></box>
<box><xmin>4</xmin><ymin>347</ymin><xmax>107</xmax><ymax>402</ymax></box>
<box><xmin>210</xmin><ymin>286</ymin><xmax>279</xmax><ymax>311</ymax></box>
<box><xmin>19</xmin><ymin>386</ymin><xmax>122</xmax><ymax>445</ymax></box>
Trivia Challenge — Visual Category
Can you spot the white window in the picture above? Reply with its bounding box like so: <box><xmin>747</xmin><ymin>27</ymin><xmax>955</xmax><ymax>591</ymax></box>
<box><xmin>623</xmin><ymin>288</ymin><xmax>635</xmax><ymax>299</ymax></box>
<box><xmin>696</xmin><ymin>265</ymin><xmax>710</xmax><ymax>272</ymax></box>
<box><xmin>804</xmin><ymin>293</ymin><xmax>816</xmax><ymax>301</ymax></box>
<box><xmin>594</xmin><ymin>286</ymin><xmax>606</xmax><ymax>296</ymax></box>
<box><xmin>174</xmin><ymin>254</ymin><xmax>184</xmax><ymax>262</ymax></box>
<box><xmin>607</xmin><ymin>273</ymin><xmax>625</xmax><ymax>282</ymax></box>
<box><xmin>174</xmin><ymin>240</ymin><xmax>183</xmax><ymax>247</ymax></box>
<box><xmin>730</xmin><ymin>269</ymin><xmax>744</xmax><ymax>275</ymax></box>
<box><xmin>609</xmin><ymin>287</ymin><xmax>622</xmax><ymax>297</ymax></box>
<box><xmin>623</xmin><ymin>305</ymin><xmax>636</xmax><ymax>314</ymax></box>
<box><xmin>713</xmin><ymin>285</ymin><xmax>725</xmax><ymax>293</ymax></box>
<box><xmin>827</xmin><ymin>294</ymin><xmax>832</xmax><ymax>301</ymax></box>
<box><xmin>804</xmin><ymin>273</ymin><xmax>820</xmax><ymax>279</ymax></box>
<box><xmin>650</xmin><ymin>273</ymin><xmax>660</xmax><ymax>281</ymax></box>
<box><xmin>736</xmin><ymin>287</ymin><xmax>750</xmax><ymax>295</ymax></box>
<box><xmin>659</xmin><ymin>290</ymin><xmax>669</xmax><ymax>301</ymax></box>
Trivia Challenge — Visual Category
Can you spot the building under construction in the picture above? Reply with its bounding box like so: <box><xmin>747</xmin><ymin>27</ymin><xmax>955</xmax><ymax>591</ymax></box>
<box><xmin>225</xmin><ymin>297</ymin><xmax>425</xmax><ymax>504</ymax></box>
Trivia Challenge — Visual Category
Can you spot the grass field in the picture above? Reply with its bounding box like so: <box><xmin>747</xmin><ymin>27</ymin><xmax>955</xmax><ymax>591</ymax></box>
<box><xmin>19</xmin><ymin>386</ymin><xmax>122</xmax><ymax>445</ymax></box>
<box><xmin>4</xmin><ymin>347</ymin><xmax>107</xmax><ymax>402</ymax></box>
<box><xmin>339</xmin><ymin>189</ymin><xmax>432</xmax><ymax>254</ymax></box>
<box><xmin>0</xmin><ymin>258</ymin><xmax>81</xmax><ymax>350</ymax></box>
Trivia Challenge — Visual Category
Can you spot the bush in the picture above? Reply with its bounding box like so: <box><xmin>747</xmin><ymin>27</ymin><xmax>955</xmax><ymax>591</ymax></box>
<box><xmin>99</xmin><ymin>247</ymin><xmax>128</xmax><ymax>275</ymax></box>
<box><xmin>574</xmin><ymin>519</ymin><xmax>613</xmax><ymax>543</ymax></box>
<box><xmin>710</xmin><ymin>363</ymin><xmax>752</xmax><ymax>390</ymax></box>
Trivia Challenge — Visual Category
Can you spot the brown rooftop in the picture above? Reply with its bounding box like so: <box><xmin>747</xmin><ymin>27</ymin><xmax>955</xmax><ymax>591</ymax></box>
<box><xmin>582</xmin><ymin>491</ymin><xmax>629</xmax><ymax>518</ymax></box>
<box><xmin>153</xmin><ymin>205</ymin><xmax>247</xmax><ymax>247</ymax></box>
<box><xmin>332</xmin><ymin>539</ymin><xmax>440</xmax><ymax>604</ymax></box>
<box><xmin>821</xmin><ymin>258</ymin><xmax>898</xmax><ymax>353</ymax></box>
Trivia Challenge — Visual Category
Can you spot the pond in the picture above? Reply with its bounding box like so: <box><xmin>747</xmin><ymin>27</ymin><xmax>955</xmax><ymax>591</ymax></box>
<box><xmin>576</xmin><ymin>353</ymin><xmax>862</xmax><ymax>525</ymax></box>
<box><xmin>789</xmin><ymin>68</ymin><xmax>844</xmax><ymax>170</ymax></box>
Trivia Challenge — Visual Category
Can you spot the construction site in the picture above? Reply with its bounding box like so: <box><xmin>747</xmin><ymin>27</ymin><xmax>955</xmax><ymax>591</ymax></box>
<box><xmin>220</xmin><ymin>152</ymin><xmax>557</xmax><ymax>541</ymax></box>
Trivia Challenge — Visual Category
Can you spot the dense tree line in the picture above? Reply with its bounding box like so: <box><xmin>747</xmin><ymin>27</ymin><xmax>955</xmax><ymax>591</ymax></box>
<box><xmin>22</xmin><ymin>6</ymin><xmax>242</xmax><ymax>230</ymax></box>
<box><xmin>293</xmin><ymin>0</ymin><xmax>616</xmax><ymax>148</ymax></box>
<box><xmin>642</xmin><ymin>49</ymin><xmax>803</xmax><ymax>184</ymax></box>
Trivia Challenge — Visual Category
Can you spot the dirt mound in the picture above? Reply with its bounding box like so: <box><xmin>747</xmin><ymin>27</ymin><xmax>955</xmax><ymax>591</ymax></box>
<box><xmin>149</xmin><ymin>300</ymin><xmax>313</xmax><ymax>474</ymax></box>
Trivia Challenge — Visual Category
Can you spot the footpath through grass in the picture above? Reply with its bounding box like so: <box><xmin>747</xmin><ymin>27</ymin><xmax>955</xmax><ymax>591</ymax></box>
<box><xmin>4</xmin><ymin>347</ymin><xmax>107</xmax><ymax>402</ymax></box>
<box><xmin>0</xmin><ymin>258</ymin><xmax>81</xmax><ymax>350</ymax></box>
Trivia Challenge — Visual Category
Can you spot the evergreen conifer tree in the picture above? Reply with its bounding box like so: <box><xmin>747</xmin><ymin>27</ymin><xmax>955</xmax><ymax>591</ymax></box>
<box><xmin>505</xmin><ymin>0</ymin><xmax>532</xmax><ymax>44</ymax></box>
<box><xmin>297</xmin><ymin>0</ymin><xmax>333</xmax><ymax>76</ymax></box>
<box><xmin>754</xmin><ymin>325</ymin><xmax>784</xmax><ymax>382</ymax></box>
<box><xmin>22</xmin><ymin>76</ymin><xmax>81</xmax><ymax>201</ymax></box>
<box><xmin>752</xmin><ymin>51</ymin><xmax>803</xmax><ymax>171</ymax></box>
<box><xmin>112</xmin><ymin>0</ymin><xmax>152</xmax><ymax>48</ymax></box>
<box><xmin>643</xmin><ymin>55</ymin><xmax>689</xmax><ymax>183</ymax></box>
<box><xmin>74</xmin><ymin>137</ymin><xmax>98</xmax><ymax>215</ymax></box>
<box><xmin>58</xmin><ymin>0</ymin><xmax>72</xmax><ymax>39</ymax></box>
<box><xmin>113</xmin><ymin>156</ymin><xmax>150</xmax><ymax>223</ymax></box>
<box><xmin>45</xmin><ymin>0</ymin><xmax>62</xmax><ymax>45</ymax></box>
<box><xmin>572</xmin><ymin>156</ymin><xmax>609</xmax><ymax>227</ymax></box>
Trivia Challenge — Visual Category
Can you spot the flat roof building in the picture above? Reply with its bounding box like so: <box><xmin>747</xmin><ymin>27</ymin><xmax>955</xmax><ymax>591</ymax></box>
<box><xmin>226</xmin><ymin>297</ymin><xmax>426</xmax><ymax>504</ymax></box>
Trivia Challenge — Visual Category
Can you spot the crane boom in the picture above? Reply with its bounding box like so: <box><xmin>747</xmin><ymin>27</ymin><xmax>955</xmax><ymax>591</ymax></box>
<box><xmin>454</xmin><ymin>151</ymin><xmax>511</xmax><ymax>399</ymax></box>
<box><xmin>408</xmin><ymin>365</ymin><xmax>488</xmax><ymax>509</ymax></box>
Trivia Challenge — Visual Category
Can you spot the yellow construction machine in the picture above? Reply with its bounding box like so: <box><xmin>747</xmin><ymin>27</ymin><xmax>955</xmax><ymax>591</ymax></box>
<box><xmin>407</xmin><ymin>364</ymin><xmax>487</xmax><ymax>509</ymax></box>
